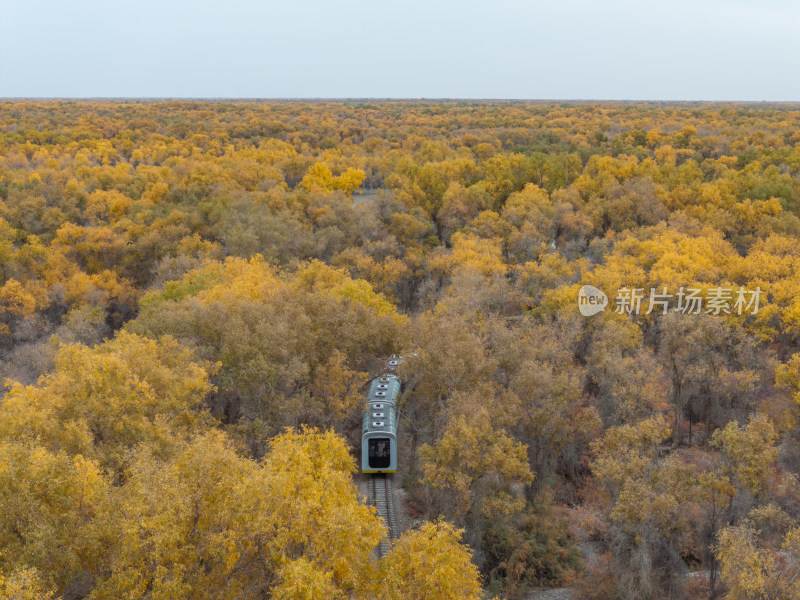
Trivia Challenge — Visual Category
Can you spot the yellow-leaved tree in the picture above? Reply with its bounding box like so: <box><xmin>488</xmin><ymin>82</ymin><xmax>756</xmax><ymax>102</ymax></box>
<box><xmin>0</xmin><ymin>568</ymin><xmax>54</xmax><ymax>600</ymax></box>
<box><xmin>299</xmin><ymin>163</ymin><xmax>365</xmax><ymax>195</ymax></box>
<box><xmin>0</xmin><ymin>331</ymin><xmax>215</xmax><ymax>473</ymax></box>
<box><xmin>0</xmin><ymin>444</ymin><xmax>108</xmax><ymax>593</ymax></box>
<box><xmin>711</xmin><ymin>414</ymin><xmax>778</xmax><ymax>497</ymax></box>
<box><xmin>92</xmin><ymin>427</ymin><xmax>384</xmax><ymax>600</ymax></box>
<box><xmin>590</xmin><ymin>416</ymin><xmax>698</xmax><ymax>600</ymax></box>
<box><xmin>716</xmin><ymin>522</ymin><xmax>800</xmax><ymax>600</ymax></box>
<box><xmin>378</xmin><ymin>521</ymin><xmax>483</xmax><ymax>600</ymax></box>
<box><xmin>92</xmin><ymin>426</ymin><xmax>483</xmax><ymax>600</ymax></box>
<box><xmin>420</xmin><ymin>408</ymin><xmax>533</xmax><ymax>524</ymax></box>
<box><xmin>129</xmin><ymin>257</ymin><xmax>405</xmax><ymax>437</ymax></box>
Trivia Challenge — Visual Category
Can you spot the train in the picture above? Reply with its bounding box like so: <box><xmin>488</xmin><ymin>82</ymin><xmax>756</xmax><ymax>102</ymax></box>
<box><xmin>361</xmin><ymin>356</ymin><xmax>402</xmax><ymax>474</ymax></box>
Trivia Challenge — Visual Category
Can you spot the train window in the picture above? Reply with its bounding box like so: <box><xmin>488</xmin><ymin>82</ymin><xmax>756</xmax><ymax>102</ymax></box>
<box><xmin>377</xmin><ymin>384</ymin><xmax>388</xmax><ymax>390</ymax></box>
<box><xmin>368</xmin><ymin>438</ymin><xmax>391</xmax><ymax>469</ymax></box>
<box><xmin>376</xmin><ymin>391</ymin><xmax>386</xmax><ymax>397</ymax></box>
<box><xmin>372</xmin><ymin>403</ymin><xmax>384</xmax><ymax>409</ymax></box>
<box><xmin>372</xmin><ymin>421</ymin><xmax>384</xmax><ymax>427</ymax></box>
<box><xmin>373</xmin><ymin>412</ymin><xmax>384</xmax><ymax>418</ymax></box>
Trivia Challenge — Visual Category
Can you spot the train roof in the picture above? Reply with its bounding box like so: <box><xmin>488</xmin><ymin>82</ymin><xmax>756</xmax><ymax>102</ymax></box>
<box><xmin>367</xmin><ymin>374</ymin><xmax>401</xmax><ymax>404</ymax></box>
<box><xmin>361</xmin><ymin>357</ymin><xmax>403</xmax><ymax>436</ymax></box>
<box><xmin>362</xmin><ymin>401</ymin><xmax>397</xmax><ymax>435</ymax></box>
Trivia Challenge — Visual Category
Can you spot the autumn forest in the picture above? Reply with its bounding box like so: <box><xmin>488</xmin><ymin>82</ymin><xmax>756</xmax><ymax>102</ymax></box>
<box><xmin>2</xmin><ymin>100</ymin><xmax>800</xmax><ymax>600</ymax></box>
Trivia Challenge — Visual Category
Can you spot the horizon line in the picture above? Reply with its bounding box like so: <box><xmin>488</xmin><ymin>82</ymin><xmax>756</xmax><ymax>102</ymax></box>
<box><xmin>2</xmin><ymin>97</ymin><xmax>800</xmax><ymax>105</ymax></box>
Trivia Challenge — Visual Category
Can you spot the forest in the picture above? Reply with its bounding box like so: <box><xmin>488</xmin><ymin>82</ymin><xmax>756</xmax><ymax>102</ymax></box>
<box><xmin>1</xmin><ymin>99</ymin><xmax>800</xmax><ymax>599</ymax></box>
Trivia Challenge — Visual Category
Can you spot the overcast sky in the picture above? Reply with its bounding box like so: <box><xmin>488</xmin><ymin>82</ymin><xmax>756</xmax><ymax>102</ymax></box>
<box><xmin>1</xmin><ymin>0</ymin><xmax>798</xmax><ymax>100</ymax></box>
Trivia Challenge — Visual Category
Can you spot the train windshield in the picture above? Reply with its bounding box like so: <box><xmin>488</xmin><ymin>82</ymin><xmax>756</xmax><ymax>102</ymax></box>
<box><xmin>368</xmin><ymin>438</ymin><xmax>391</xmax><ymax>469</ymax></box>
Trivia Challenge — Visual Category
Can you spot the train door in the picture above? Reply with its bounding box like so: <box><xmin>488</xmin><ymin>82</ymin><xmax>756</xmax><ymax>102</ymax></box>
<box><xmin>368</xmin><ymin>438</ymin><xmax>391</xmax><ymax>469</ymax></box>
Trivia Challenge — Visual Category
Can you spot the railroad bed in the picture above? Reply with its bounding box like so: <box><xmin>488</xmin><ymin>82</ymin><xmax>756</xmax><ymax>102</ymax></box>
<box><xmin>368</xmin><ymin>473</ymin><xmax>398</xmax><ymax>558</ymax></box>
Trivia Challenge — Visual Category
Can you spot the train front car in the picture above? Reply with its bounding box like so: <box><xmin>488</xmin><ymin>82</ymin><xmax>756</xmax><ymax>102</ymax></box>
<box><xmin>361</xmin><ymin>362</ymin><xmax>401</xmax><ymax>474</ymax></box>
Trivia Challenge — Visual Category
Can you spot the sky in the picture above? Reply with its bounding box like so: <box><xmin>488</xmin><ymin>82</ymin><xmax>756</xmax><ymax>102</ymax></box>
<box><xmin>1</xmin><ymin>0</ymin><xmax>799</xmax><ymax>100</ymax></box>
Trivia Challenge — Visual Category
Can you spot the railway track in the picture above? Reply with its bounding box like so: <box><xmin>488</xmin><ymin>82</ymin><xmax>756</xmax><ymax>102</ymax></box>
<box><xmin>369</xmin><ymin>473</ymin><xmax>397</xmax><ymax>558</ymax></box>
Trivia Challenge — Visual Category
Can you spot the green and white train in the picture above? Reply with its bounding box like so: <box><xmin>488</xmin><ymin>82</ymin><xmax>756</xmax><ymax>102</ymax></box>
<box><xmin>361</xmin><ymin>357</ymin><xmax>402</xmax><ymax>474</ymax></box>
